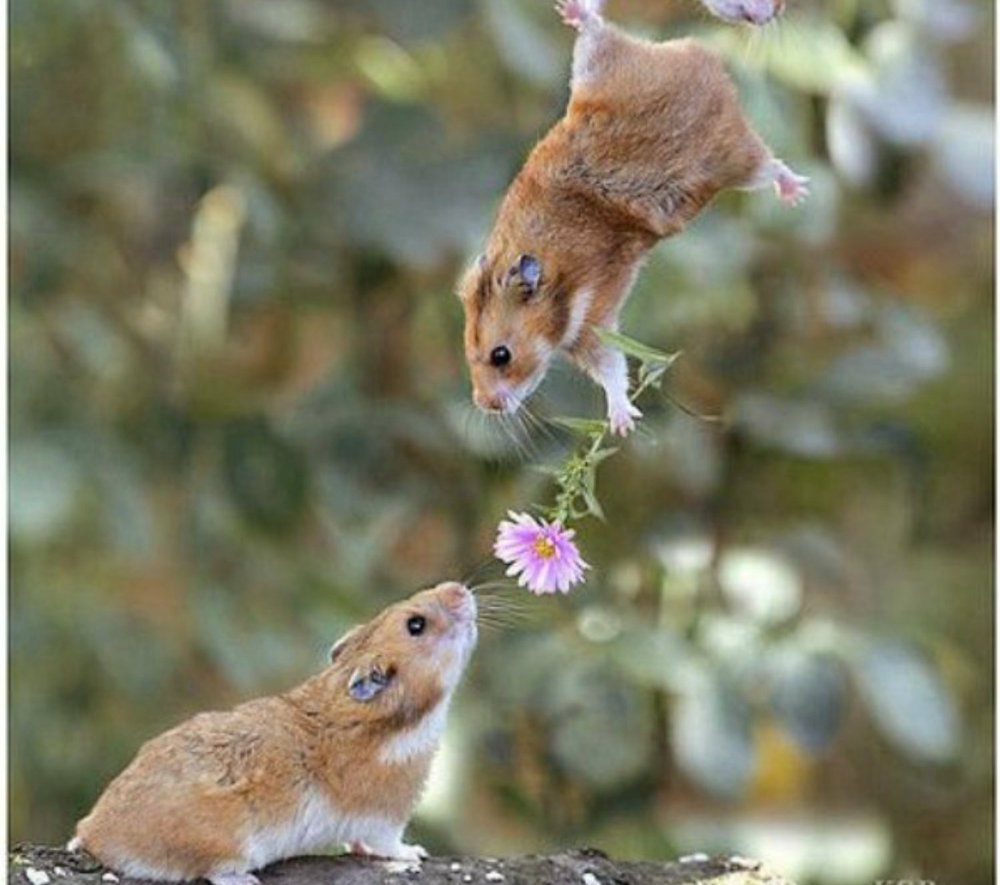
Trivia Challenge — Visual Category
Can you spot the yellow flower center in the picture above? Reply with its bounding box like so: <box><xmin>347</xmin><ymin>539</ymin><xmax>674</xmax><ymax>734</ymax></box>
<box><xmin>533</xmin><ymin>535</ymin><xmax>557</xmax><ymax>559</ymax></box>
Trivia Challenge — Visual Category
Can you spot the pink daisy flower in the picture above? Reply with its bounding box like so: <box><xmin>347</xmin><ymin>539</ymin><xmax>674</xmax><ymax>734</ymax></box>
<box><xmin>493</xmin><ymin>511</ymin><xmax>589</xmax><ymax>595</ymax></box>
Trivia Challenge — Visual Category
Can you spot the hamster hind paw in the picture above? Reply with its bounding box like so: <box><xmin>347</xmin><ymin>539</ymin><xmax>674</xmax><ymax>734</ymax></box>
<box><xmin>555</xmin><ymin>0</ymin><xmax>604</xmax><ymax>29</ymax></box>
<box><xmin>773</xmin><ymin>163</ymin><xmax>810</xmax><ymax>206</ymax></box>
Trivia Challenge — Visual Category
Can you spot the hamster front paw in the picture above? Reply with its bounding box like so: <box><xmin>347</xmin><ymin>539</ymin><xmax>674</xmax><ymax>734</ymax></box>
<box><xmin>608</xmin><ymin>399</ymin><xmax>642</xmax><ymax>436</ymax></box>
<box><xmin>355</xmin><ymin>836</ymin><xmax>428</xmax><ymax>864</ymax></box>
<box><xmin>390</xmin><ymin>843</ymin><xmax>429</xmax><ymax>863</ymax></box>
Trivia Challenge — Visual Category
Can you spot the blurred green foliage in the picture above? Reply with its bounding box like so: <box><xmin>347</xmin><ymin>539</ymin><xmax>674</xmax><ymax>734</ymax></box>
<box><xmin>10</xmin><ymin>1</ymin><xmax>994</xmax><ymax>883</ymax></box>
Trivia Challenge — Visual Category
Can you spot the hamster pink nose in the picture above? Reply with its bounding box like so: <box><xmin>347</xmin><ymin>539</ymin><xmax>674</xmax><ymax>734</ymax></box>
<box><xmin>474</xmin><ymin>390</ymin><xmax>506</xmax><ymax>413</ymax></box>
<box><xmin>438</xmin><ymin>583</ymin><xmax>475</xmax><ymax>620</ymax></box>
<box><xmin>740</xmin><ymin>0</ymin><xmax>775</xmax><ymax>23</ymax></box>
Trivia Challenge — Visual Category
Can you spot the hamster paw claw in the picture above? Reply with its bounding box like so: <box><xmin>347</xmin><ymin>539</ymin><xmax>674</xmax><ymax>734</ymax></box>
<box><xmin>354</xmin><ymin>841</ymin><xmax>427</xmax><ymax>864</ymax></box>
<box><xmin>383</xmin><ymin>844</ymin><xmax>427</xmax><ymax>864</ymax></box>
<box><xmin>608</xmin><ymin>401</ymin><xmax>642</xmax><ymax>436</ymax></box>
<box><xmin>774</xmin><ymin>169</ymin><xmax>810</xmax><ymax>206</ymax></box>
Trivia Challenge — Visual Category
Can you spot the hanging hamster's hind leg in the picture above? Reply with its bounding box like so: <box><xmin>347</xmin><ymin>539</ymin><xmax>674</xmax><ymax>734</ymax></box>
<box><xmin>742</xmin><ymin>156</ymin><xmax>811</xmax><ymax>206</ymax></box>
<box><xmin>556</xmin><ymin>0</ymin><xmax>616</xmax><ymax>89</ymax></box>
<box><xmin>555</xmin><ymin>0</ymin><xmax>604</xmax><ymax>30</ymax></box>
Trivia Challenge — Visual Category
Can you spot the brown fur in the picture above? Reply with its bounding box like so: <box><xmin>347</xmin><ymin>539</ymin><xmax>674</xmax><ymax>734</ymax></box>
<box><xmin>74</xmin><ymin>582</ymin><xmax>476</xmax><ymax>880</ymax></box>
<box><xmin>460</xmin><ymin>22</ymin><xmax>778</xmax><ymax>421</ymax></box>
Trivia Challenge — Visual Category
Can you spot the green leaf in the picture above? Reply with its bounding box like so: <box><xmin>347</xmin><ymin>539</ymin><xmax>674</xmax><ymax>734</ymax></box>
<box><xmin>597</xmin><ymin>328</ymin><xmax>682</xmax><ymax>367</ymax></box>
<box><xmin>769</xmin><ymin>648</ymin><xmax>847</xmax><ymax>753</ymax></box>
<box><xmin>671</xmin><ymin>665</ymin><xmax>755</xmax><ymax>799</ymax></box>
<box><xmin>851</xmin><ymin>640</ymin><xmax>961</xmax><ymax>764</ymax></box>
<box><xmin>663</xmin><ymin>389</ymin><xmax>726</xmax><ymax>424</ymax></box>
<box><xmin>550</xmin><ymin>416</ymin><xmax>609</xmax><ymax>435</ymax></box>
<box><xmin>582</xmin><ymin>487</ymin><xmax>606</xmax><ymax>521</ymax></box>
<box><xmin>639</xmin><ymin>363</ymin><xmax>667</xmax><ymax>386</ymax></box>
<box><xmin>591</xmin><ymin>447</ymin><xmax>619</xmax><ymax>464</ymax></box>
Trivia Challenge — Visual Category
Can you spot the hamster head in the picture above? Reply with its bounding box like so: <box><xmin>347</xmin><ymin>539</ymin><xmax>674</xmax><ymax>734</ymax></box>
<box><xmin>459</xmin><ymin>251</ymin><xmax>563</xmax><ymax>415</ymax></box>
<box><xmin>700</xmin><ymin>0</ymin><xmax>784</xmax><ymax>25</ymax></box>
<box><xmin>329</xmin><ymin>582</ymin><xmax>478</xmax><ymax>725</ymax></box>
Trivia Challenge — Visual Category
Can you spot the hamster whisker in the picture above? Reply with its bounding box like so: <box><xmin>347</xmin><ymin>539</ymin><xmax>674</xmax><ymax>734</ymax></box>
<box><xmin>475</xmin><ymin>617</ymin><xmax>510</xmax><ymax>634</ymax></box>
<box><xmin>462</xmin><ymin>404</ymin><xmax>479</xmax><ymax>447</ymax></box>
<box><xmin>477</xmin><ymin>612</ymin><xmax>531</xmax><ymax>632</ymax></box>
<box><xmin>470</xmin><ymin>580</ymin><xmax>516</xmax><ymax>595</ymax></box>
<box><xmin>473</xmin><ymin>582</ymin><xmax>525</xmax><ymax>599</ymax></box>
<box><xmin>460</xmin><ymin>401</ymin><xmax>486</xmax><ymax>447</ymax></box>
<box><xmin>510</xmin><ymin>410</ymin><xmax>541</xmax><ymax>459</ymax></box>
<box><xmin>497</xmin><ymin>412</ymin><xmax>534</xmax><ymax>462</ymax></box>
<box><xmin>478</xmin><ymin>410</ymin><xmax>506</xmax><ymax>454</ymax></box>
<box><xmin>463</xmin><ymin>557</ymin><xmax>503</xmax><ymax>587</ymax></box>
<box><xmin>476</xmin><ymin>607</ymin><xmax>530</xmax><ymax>627</ymax></box>
<box><xmin>476</xmin><ymin>595</ymin><xmax>533</xmax><ymax>619</ymax></box>
<box><xmin>493</xmin><ymin>412</ymin><xmax>516</xmax><ymax>454</ymax></box>
<box><xmin>514</xmin><ymin>404</ymin><xmax>541</xmax><ymax>438</ymax></box>
<box><xmin>477</xmin><ymin>609</ymin><xmax>531</xmax><ymax>629</ymax></box>
<box><xmin>532</xmin><ymin>400</ymin><xmax>564</xmax><ymax>434</ymax></box>
<box><xmin>476</xmin><ymin>588</ymin><xmax>528</xmax><ymax>607</ymax></box>
<box><xmin>752</xmin><ymin>9</ymin><xmax>789</xmax><ymax>55</ymax></box>
<box><xmin>476</xmin><ymin>601</ymin><xmax>526</xmax><ymax>618</ymax></box>
<box><xmin>520</xmin><ymin>401</ymin><xmax>559</xmax><ymax>445</ymax></box>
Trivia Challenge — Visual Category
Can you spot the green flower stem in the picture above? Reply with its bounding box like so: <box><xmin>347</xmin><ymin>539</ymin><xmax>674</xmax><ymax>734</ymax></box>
<box><xmin>543</xmin><ymin>331</ymin><xmax>680</xmax><ymax>527</ymax></box>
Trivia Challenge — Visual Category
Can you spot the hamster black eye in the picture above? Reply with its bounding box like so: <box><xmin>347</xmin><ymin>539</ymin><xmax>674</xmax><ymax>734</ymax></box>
<box><xmin>406</xmin><ymin>615</ymin><xmax>426</xmax><ymax>636</ymax></box>
<box><xmin>490</xmin><ymin>346</ymin><xmax>511</xmax><ymax>367</ymax></box>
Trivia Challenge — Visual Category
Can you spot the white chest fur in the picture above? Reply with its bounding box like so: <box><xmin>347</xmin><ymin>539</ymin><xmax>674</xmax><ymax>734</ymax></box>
<box><xmin>242</xmin><ymin>790</ymin><xmax>342</xmax><ymax>870</ymax></box>
<box><xmin>561</xmin><ymin>286</ymin><xmax>594</xmax><ymax>350</ymax></box>
<box><xmin>379</xmin><ymin>701</ymin><xmax>449</xmax><ymax>766</ymax></box>
<box><xmin>241</xmin><ymin>790</ymin><xmax>398</xmax><ymax>871</ymax></box>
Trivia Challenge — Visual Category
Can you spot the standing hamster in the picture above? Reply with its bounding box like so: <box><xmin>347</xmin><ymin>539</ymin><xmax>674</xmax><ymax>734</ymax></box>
<box><xmin>459</xmin><ymin>0</ymin><xmax>807</xmax><ymax>435</ymax></box>
<box><xmin>69</xmin><ymin>582</ymin><xmax>478</xmax><ymax>884</ymax></box>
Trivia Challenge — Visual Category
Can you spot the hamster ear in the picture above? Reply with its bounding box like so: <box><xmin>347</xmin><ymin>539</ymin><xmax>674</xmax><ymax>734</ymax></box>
<box><xmin>348</xmin><ymin>661</ymin><xmax>395</xmax><ymax>703</ymax></box>
<box><xmin>507</xmin><ymin>253</ymin><xmax>541</xmax><ymax>298</ymax></box>
<box><xmin>329</xmin><ymin>625</ymin><xmax>361</xmax><ymax>663</ymax></box>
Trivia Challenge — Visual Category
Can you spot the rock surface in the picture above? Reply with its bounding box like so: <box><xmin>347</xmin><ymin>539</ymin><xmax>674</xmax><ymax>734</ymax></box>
<box><xmin>10</xmin><ymin>844</ymin><xmax>796</xmax><ymax>885</ymax></box>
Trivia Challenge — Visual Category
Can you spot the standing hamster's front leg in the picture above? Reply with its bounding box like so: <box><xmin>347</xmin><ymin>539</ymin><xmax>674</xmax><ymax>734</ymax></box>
<box><xmin>352</xmin><ymin>823</ymin><xmax>428</xmax><ymax>864</ymax></box>
<box><xmin>569</xmin><ymin>327</ymin><xmax>642</xmax><ymax>437</ymax></box>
